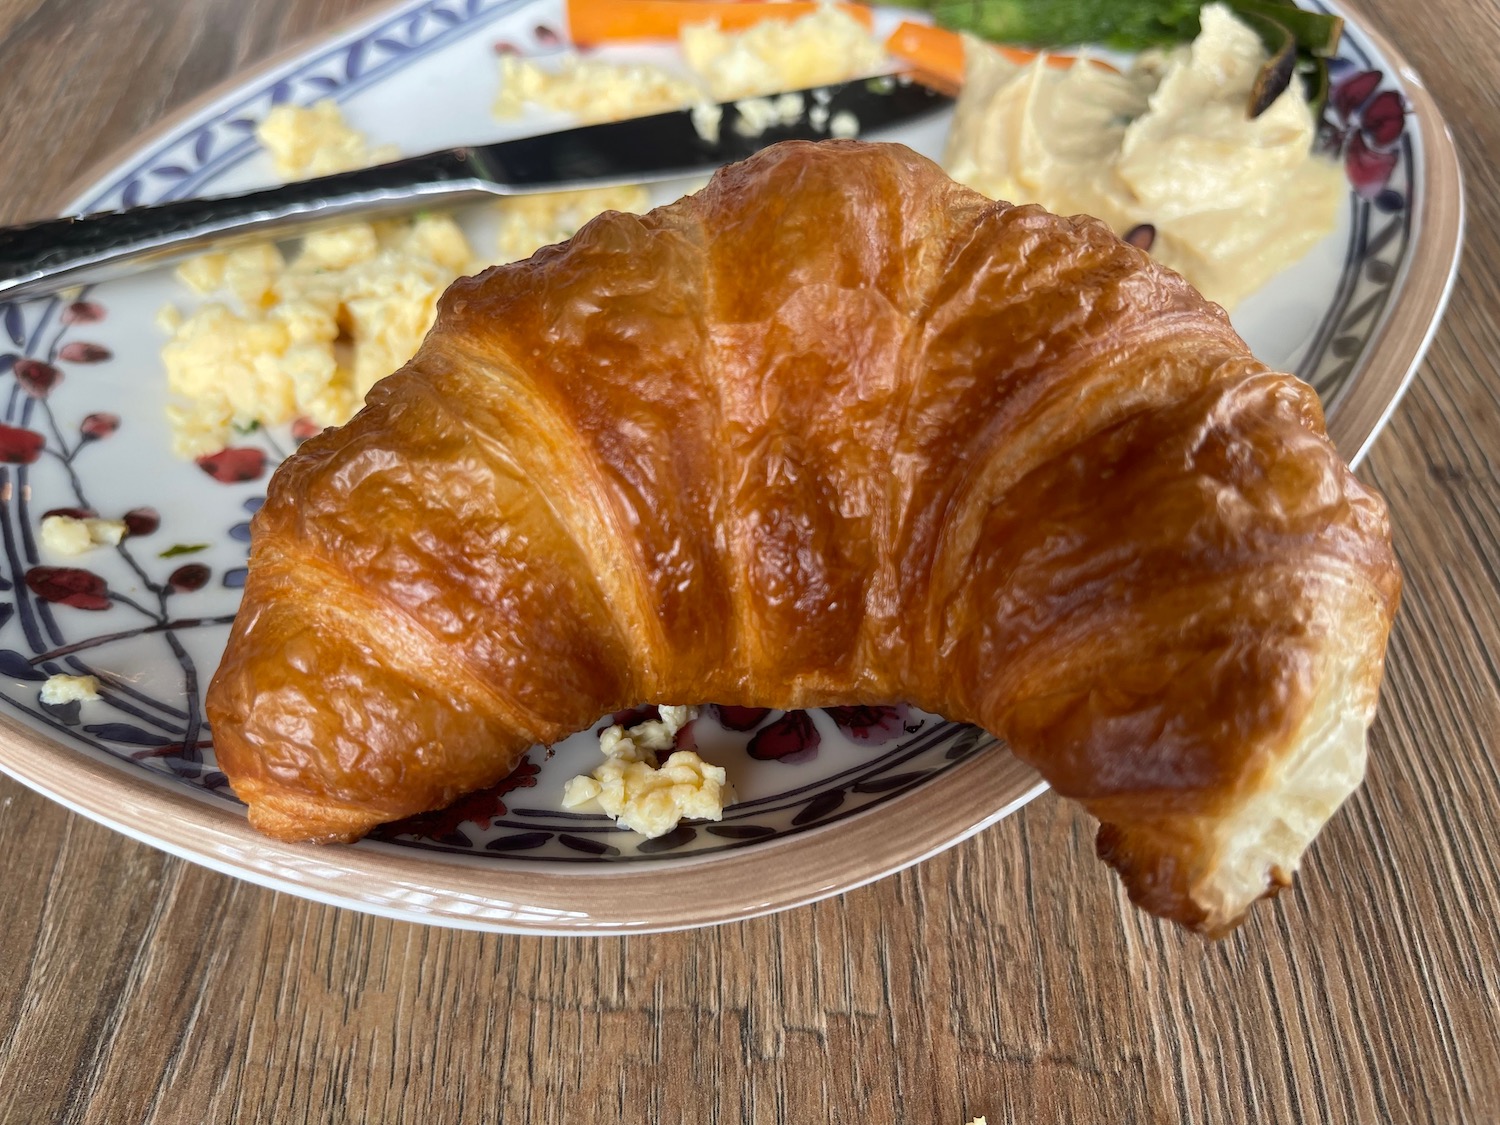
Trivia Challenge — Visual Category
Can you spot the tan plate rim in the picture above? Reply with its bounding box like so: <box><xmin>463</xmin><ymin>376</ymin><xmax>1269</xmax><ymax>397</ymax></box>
<box><xmin>1322</xmin><ymin>0</ymin><xmax>1466</xmax><ymax>467</ymax></box>
<box><xmin>0</xmin><ymin>0</ymin><xmax>1464</xmax><ymax>932</ymax></box>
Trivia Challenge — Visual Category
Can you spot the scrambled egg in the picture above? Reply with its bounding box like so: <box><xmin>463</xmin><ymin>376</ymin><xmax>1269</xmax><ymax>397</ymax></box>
<box><xmin>943</xmin><ymin>4</ymin><xmax>1342</xmax><ymax>308</ymax></box>
<box><xmin>493</xmin><ymin>55</ymin><xmax>702</xmax><ymax>122</ymax></box>
<box><xmin>40</xmin><ymin>674</ymin><xmax>101</xmax><ymax>705</ymax></box>
<box><xmin>561</xmin><ymin>706</ymin><xmax>732</xmax><ymax>838</ymax></box>
<box><xmin>496</xmin><ymin>185</ymin><xmax>650</xmax><ymax>263</ymax></box>
<box><xmin>494</xmin><ymin>4</ymin><xmax>886</xmax><ymax>116</ymax></box>
<box><xmin>159</xmin><ymin>103</ymin><xmax>480</xmax><ymax>459</ymax></box>
<box><xmin>258</xmin><ymin>100</ymin><xmax>398</xmax><ymax>178</ymax></box>
<box><xmin>39</xmin><ymin>514</ymin><xmax>127</xmax><ymax>555</ymax></box>
<box><xmin>681</xmin><ymin>4</ymin><xmax>886</xmax><ymax>101</ymax></box>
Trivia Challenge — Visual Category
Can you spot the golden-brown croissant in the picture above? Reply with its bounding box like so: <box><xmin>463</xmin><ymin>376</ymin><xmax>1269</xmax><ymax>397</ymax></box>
<box><xmin>206</xmin><ymin>140</ymin><xmax>1401</xmax><ymax>935</ymax></box>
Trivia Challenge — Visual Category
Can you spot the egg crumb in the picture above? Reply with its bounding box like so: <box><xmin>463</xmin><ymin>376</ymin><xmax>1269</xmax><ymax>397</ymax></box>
<box><xmin>494</xmin><ymin>54</ymin><xmax>703</xmax><ymax>123</ymax></box>
<box><xmin>828</xmin><ymin>109</ymin><xmax>860</xmax><ymax>139</ymax></box>
<box><xmin>496</xmin><ymin>185</ymin><xmax>651</xmax><ymax>264</ymax></box>
<box><xmin>562</xmin><ymin>706</ymin><xmax>732</xmax><ymax>838</ymax></box>
<box><xmin>732</xmin><ymin>91</ymin><xmax>806</xmax><ymax>137</ymax></box>
<box><xmin>40</xmin><ymin>514</ymin><xmax>127</xmax><ymax>556</ymax></box>
<box><xmin>494</xmin><ymin>4</ymin><xmax>887</xmax><ymax>119</ymax></box>
<box><xmin>40</xmin><ymin>674</ymin><xmax>101</xmax><ymax>705</ymax></box>
<box><xmin>681</xmin><ymin>3</ymin><xmax>887</xmax><ymax>101</ymax></box>
<box><xmin>257</xmin><ymin>99</ymin><xmax>398</xmax><ymax>178</ymax></box>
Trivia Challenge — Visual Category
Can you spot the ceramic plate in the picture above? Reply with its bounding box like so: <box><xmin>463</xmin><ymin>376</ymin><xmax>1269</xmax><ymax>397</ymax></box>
<box><xmin>0</xmin><ymin>0</ymin><xmax>1462</xmax><ymax>932</ymax></box>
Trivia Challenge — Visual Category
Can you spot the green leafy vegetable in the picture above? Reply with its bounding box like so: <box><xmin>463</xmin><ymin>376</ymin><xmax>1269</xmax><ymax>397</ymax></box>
<box><xmin>1227</xmin><ymin>0</ymin><xmax>1343</xmax><ymax>56</ymax></box>
<box><xmin>914</xmin><ymin>0</ymin><xmax>1342</xmax><ymax>57</ymax></box>
<box><xmin>916</xmin><ymin>0</ymin><xmax>1202</xmax><ymax>49</ymax></box>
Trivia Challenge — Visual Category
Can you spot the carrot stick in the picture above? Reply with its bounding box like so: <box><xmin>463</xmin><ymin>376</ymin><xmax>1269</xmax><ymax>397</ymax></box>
<box><xmin>883</xmin><ymin>21</ymin><xmax>1113</xmax><ymax>92</ymax></box>
<box><xmin>883</xmin><ymin>21</ymin><xmax>969</xmax><ymax>91</ymax></box>
<box><xmin>567</xmin><ymin>0</ymin><xmax>873</xmax><ymax>47</ymax></box>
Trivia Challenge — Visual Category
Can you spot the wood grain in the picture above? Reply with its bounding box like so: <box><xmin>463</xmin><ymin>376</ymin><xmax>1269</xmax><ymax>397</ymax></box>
<box><xmin>0</xmin><ymin>0</ymin><xmax>1497</xmax><ymax>1121</ymax></box>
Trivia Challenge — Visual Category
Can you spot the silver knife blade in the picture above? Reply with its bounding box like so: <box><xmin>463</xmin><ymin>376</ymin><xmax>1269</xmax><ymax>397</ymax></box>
<box><xmin>0</xmin><ymin>77</ymin><xmax>953</xmax><ymax>303</ymax></box>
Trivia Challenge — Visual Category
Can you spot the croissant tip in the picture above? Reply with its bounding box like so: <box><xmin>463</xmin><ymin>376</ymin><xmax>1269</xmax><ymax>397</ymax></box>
<box><xmin>1095</xmin><ymin>821</ymin><xmax>1300</xmax><ymax>939</ymax></box>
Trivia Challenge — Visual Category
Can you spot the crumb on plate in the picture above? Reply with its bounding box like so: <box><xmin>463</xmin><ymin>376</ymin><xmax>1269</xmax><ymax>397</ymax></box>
<box><xmin>561</xmin><ymin>705</ymin><xmax>732</xmax><ymax>838</ymax></box>
<box><xmin>40</xmin><ymin>674</ymin><xmax>101</xmax><ymax>705</ymax></box>
<box><xmin>40</xmin><ymin>514</ymin><xmax>127</xmax><ymax>556</ymax></box>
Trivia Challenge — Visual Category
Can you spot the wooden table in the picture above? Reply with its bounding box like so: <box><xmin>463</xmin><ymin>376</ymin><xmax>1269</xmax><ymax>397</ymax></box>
<box><xmin>0</xmin><ymin>1</ymin><xmax>1495</xmax><ymax>1120</ymax></box>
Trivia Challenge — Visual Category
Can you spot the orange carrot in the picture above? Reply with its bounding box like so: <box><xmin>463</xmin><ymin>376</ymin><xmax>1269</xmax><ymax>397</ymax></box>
<box><xmin>883</xmin><ymin>21</ymin><xmax>1114</xmax><ymax>92</ymax></box>
<box><xmin>567</xmin><ymin>0</ymin><xmax>873</xmax><ymax>47</ymax></box>
<box><xmin>883</xmin><ymin>21</ymin><xmax>968</xmax><ymax>92</ymax></box>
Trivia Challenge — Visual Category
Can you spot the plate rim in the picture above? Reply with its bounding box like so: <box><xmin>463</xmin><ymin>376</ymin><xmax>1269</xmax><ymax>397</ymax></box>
<box><xmin>0</xmin><ymin>705</ymin><xmax>1047</xmax><ymax>934</ymax></box>
<box><xmin>0</xmin><ymin>0</ymin><xmax>1461</xmax><ymax>932</ymax></box>
<box><xmin>1318</xmin><ymin>0</ymin><xmax>1465</xmax><ymax>465</ymax></box>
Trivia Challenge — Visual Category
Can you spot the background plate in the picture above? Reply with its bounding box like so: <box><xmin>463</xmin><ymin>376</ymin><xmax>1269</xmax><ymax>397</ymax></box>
<box><xmin>0</xmin><ymin>0</ymin><xmax>1462</xmax><ymax>932</ymax></box>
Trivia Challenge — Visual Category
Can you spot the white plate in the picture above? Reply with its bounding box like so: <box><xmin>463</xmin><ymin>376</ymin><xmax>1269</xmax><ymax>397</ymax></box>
<box><xmin>0</xmin><ymin>0</ymin><xmax>1462</xmax><ymax>932</ymax></box>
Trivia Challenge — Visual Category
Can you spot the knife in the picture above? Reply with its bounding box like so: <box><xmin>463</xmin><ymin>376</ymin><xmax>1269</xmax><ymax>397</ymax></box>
<box><xmin>0</xmin><ymin>77</ymin><xmax>952</xmax><ymax>304</ymax></box>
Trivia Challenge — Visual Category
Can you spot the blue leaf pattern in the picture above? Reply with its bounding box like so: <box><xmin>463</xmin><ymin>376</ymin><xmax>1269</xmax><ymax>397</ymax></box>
<box><xmin>3</xmin><ymin>304</ymin><xmax>23</xmax><ymax>347</ymax></box>
<box><xmin>0</xmin><ymin>649</ymin><xmax>45</xmax><ymax>681</ymax></box>
<box><xmin>83</xmin><ymin>722</ymin><xmax>174</xmax><ymax>747</ymax></box>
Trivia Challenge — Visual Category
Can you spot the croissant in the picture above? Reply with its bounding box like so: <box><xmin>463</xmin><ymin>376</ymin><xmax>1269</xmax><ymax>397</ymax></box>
<box><xmin>206</xmin><ymin>140</ymin><xmax>1400</xmax><ymax>935</ymax></box>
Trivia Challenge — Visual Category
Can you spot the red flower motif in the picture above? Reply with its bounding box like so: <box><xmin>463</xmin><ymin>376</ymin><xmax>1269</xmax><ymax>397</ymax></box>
<box><xmin>291</xmin><ymin>416</ymin><xmax>323</xmax><ymax>442</ymax></box>
<box><xmin>0</xmin><ymin>423</ymin><xmax>45</xmax><ymax>464</ymax></box>
<box><xmin>1361</xmin><ymin>89</ymin><xmax>1405</xmax><ymax>148</ymax></box>
<box><xmin>123</xmin><ymin>507</ymin><xmax>160</xmax><ymax>536</ymax></box>
<box><xmin>824</xmin><ymin>705</ymin><xmax>907</xmax><ymax>744</ymax></box>
<box><xmin>377</xmin><ymin>756</ymin><xmax>541</xmax><ymax>843</ymax></box>
<box><xmin>714</xmin><ymin>704</ymin><xmax>772</xmax><ymax>731</ymax></box>
<box><xmin>79</xmin><ymin>412</ymin><xmax>120</xmax><ymax>440</ymax></box>
<box><xmin>1345</xmin><ymin>131</ymin><xmax>1401</xmax><ymax>199</ymax></box>
<box><xmin>60</xmin><ymin>301</ymin><xmax>107</xmax><ymax>325</ymax></box>
<box><xmin>42</xmin><ymin>506</ymin><xmax>96</xmax><ymax>521</ymax></box>
<box><xmin>14</xmin><ymin>359</ymin><xmax>62</xmax><ymax>398</ymax></box>
<box><xmin>1331</xmin><ymin>69</ymin><xmax>1382</xmax><ymax>119</ymax></box>
<box><xmin>25</xmin><ymin>566</ymin><xmax>109</xmax><ymax>610</ymax></box>
<box><xmin>168</xmin><ymin>563</ymin><xmax>211</xmax><ymax>592</ymax></box>
<box><xmin>747</xmin><ymin>710</ymin><xmax>821</xmax><ymax>763</ymax></box>
<box><xmin>1324</xmin><ymin>68</ymin><xmax>1407</xmax><ymax>203</ymax></box>
<box><xmin>58</xmin><ymin>342</ymin><xmax>112</xmax><ymax>363</ymax></box>
<box><xmin>196</xmin><ymin>447</ymin><xmax>266</xmax><ymax>483</ymax></box>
